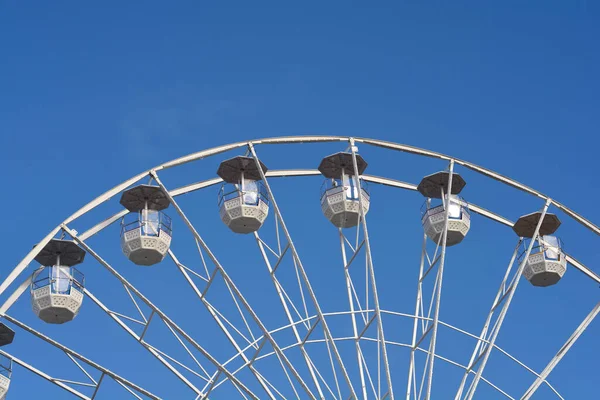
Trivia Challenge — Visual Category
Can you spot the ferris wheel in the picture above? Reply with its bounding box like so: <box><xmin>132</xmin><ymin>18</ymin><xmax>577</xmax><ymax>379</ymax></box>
<box><xmin>0</xmin><ymin>136</ymin><xmax>598</xmax><ymax>399</ymax></box>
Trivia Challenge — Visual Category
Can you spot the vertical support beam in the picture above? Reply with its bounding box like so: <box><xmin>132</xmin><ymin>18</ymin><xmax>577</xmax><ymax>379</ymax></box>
<box><xmin>339</xmin><ymin>230</ymin><xmax>368</xmax><ymax>400</ymax></box>
<box><xmin>521</xmin><ymin>300</ymin><xmax>600</xmax><ymax>399</ymax></box>
<box><xmin>424</xmin><ymin>160</ymin><xmax>454</xmax><ymax>400</ymax></box>
<box><xmin>253</xmin><ymin>233</ymin><xmax>327</xmax><ymax>399</ymax></box>
<box><xmin>248</xmin><ymin>143</ymin><xmax>358</xmax><ymax>400</ymax></box>
<box><xmin>463</xmin><ymin>199</ymin><xmax>552</xmax><ymax>399</ymax></box>
<box><xmin>454</xmin><ymin>241</ymin><xmax>522</xmax><ymax>399</ymax></box>
<box><xmin>406</xmin><ymin>161</ymin><xmax>455</xmax><ymax>400</ymax></box>
<box><xmin>406</xmin><ymin>229</ymin><xmax>429</xmax><ymax>400</ymax></box>
<box><xmin>349</xmin><ymin>138</ymin><xmax>394</xmax><ymax>400</ymax></box>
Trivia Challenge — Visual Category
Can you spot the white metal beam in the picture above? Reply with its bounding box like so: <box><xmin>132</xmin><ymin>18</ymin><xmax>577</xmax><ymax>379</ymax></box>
<box><xmin>167</xmin><ymin>249</ymin><xmax>277</xmax><ymax>400</ymax></box>
<box><xmin>339</xmin><ymin>230</ymin><xmax>368</xmax><ymax>400</ymax></box>
<box><xmin>349</xmin><ymin>138</ymin><xmax>394</xmax><ymax>399</ymax></box>
<box><xmin>454</xmin><ymin>241</ymin><xmax>522</xmax><ymax>399</ymax></box>
<box><xmin>150</xmin><ymin>172</ymin><xmax>317</xmax><ymax>399</ymax></box>
<box><xmin>4</xmin><ymin>135</ymin><xmax>598</xmax><ymax>305</ymax></box>
<box><xmin>65</xmin><ymin>226</ymin><xmax>258</xmax><ymax>399</ymax></box>
<box><xmin>1</xmin><ymin>315</ymin><xmax>160</xmax><ymax>399</ymax></box>
<box><xmin>521</xmin><ymin>300</ymin><xmax>600</xmax><ymax>399</ymax></box>
<box><xmin>0</xmin><ymin>350</ymin><xmax>90</xmax><ymax>399</ymax></box>
<box><xmin>249</xmin><ymin>143</ymin><xmax>358</xmax><ymax>399</ymax></box>
<box><xmin>463</xmin><ymin>199</ymin><xmax>552</xmax><ymax>399</ymax></box>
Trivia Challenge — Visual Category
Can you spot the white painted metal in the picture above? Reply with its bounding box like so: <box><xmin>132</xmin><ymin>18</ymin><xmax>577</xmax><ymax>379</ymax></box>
<box><xmin>150</xmin><ymin>172</ymin><xmax>317</xmax><ymax>399</ymax></box>
<box><xmin>521</xmin><ymin>301</ymin><xmax>600</xmax><ymax>399</ymax></box>
<box><xmin>424</xmin><ymin>160</ymin><xmax>454</xmax><ymax>400</ymax></box>
<box><xmin>2</xmin><ymin>135</ymin><xmax>598</xmax><ymax>297</ymax></box>
<box><xmin>65</xmin><ymin>226</ymin><xmax>259</xmax><ymax>399</ymax></box>
<box><xmin>462</xmin><ymin>200</ymin><xmax>552</xmax><ymax>400</ymax></box>
<box><xmin>249</xmin><ymin>143</ymin><xmax>359</xmax><ymax>399</ymax></box>
<box><xmin>214</xmin><ymin>307</ymin><xmax>571</xmax><ymax>399</ymax></box>
<box><xmin>0</xmin><ymin>276</ymin><xmax>32</xmax><ymax>315</ymax></box>
<box><xmin>0</xmin><ymin>314</ymin><xmax>161</xmax><ymax>399</ymax></box>
<box><xmin>339</xmin><ymin>229</ymin><xmax>368</xmax><ymax>399</ymax></box>
<box><xmin>407</xmin><ymin>227</ymin><xmax>429</xmax><ymax>400</ymax></box>
<box><xmin>349</xmin><ymin>138</ymin><xmax>394</xmax><ymax>399</ymax></box>
<box><xmin>1</xmin><ymin>137</ymin><xmax>598</xmax><ymax>398</ymax></box>
<box><xmin>454</xmin><ymin>241</ymin><xmax>522</xmax><ymax>399</ymax></box>
<box><xmin>21</xmin><ymin>169</ymin><xmax>594</xmax><ymax>288</ymax></box>
<box><xmin>167</xmin><ymin>249</ymin><xmax>278</xmax><ymax>400</ymax></box>
<box><xmin>0</xmin><ymin>226</ymin><xmax>61</xmax><ymax>300</ymax></box>
<box><xmin>253</xmin><ymin>230</ymin><xmax>329</xmax><ymax>399</ymax></box>
<box><xmin>160</xmin><ymin>171</ymin><xmax>600</xmax><ymax>284</ymax></box>
<box><xmin>0</xmin><ymin>350</ymin><xmax>86</xmax><ymax>399</ymax></box>
<box><xmin>406</xmin><ymin>162</ymin><xmax>456</xmax><ymax>400</ymax></box>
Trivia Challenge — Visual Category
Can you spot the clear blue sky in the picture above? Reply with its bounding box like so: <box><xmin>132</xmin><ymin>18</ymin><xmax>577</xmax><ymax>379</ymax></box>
<box><xmin>0</xmin><ymin>1</ymin><xmax>599</xmax><ymax>399</ymax></box>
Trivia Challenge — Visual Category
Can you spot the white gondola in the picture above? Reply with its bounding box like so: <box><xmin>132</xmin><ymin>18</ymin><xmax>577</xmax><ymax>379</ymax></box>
<box><xmin>318</xmin><ymin>151</ymin><xmax>370</xmax><ymax>228</ymax></box>
<box><xmin>217</xmin><ymin>156</ymin><xmax>269</xmax><ymax>234</ymax></box>
<box><xmin>421</xmin><ymin>194</ymin><xmax>470</xmax><ymax>246</ymax></box>
<box><xmin>522</xmin><ymin>235</ymin><xmax>567</xmax><ymax>287</ymax></box>
<box><xmin>320</xmin><ymin>175</ymin><xmax>370</xmax><ymax>228</ymax></box>
<box><xmin>120</xmin><ymin>185</ymin><xmax>172</xmax><ymax>266</ymax></box>
<box><xmin>0</xmin><ymin>355</ymin><xmax>11</xmax><ymax>400</ymax></box>
<box><xmin>418</xmin><ymin>171</ymin><xmax>470</xmax><ymax>246</ymax></box>
<box><xmin>30</xmin><ymin>239</ymin><xmax>86</xmax><ymax>324</ymax></box>
<box><xmin>513</xmin><ymin>212</ymin><xmax>564</xmax><ymax>287</ymax></box>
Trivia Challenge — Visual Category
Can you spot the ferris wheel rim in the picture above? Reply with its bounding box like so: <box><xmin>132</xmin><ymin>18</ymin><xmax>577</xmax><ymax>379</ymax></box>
<box><xmin>209</xmin><ymin>307</ymin><xmax>565</xmax><ymax>399</ymax></box>
<box><xmin>2</xmin><ymin>135</ymin><xmax>599</xmax><ymax>334</ymax></box>
<box><xmin>0</xmin><ymin>135</ymin><xmax>597</xmax><ymax>400</ymax></box>
<box><xmin>68</xmin><ymin>135</ymin><xmax>600</xmax><ymax>237</ymax></box>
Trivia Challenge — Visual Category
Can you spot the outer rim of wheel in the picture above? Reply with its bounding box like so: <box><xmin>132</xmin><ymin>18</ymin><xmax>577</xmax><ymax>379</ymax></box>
<box><xmin>2</xmin><ymin>135</ymin><xmax>598</xmax><ymax>399</ymax></box>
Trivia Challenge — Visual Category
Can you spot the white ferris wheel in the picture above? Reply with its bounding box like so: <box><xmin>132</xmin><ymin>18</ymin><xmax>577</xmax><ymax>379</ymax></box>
<box><xmin>0</xmin><ymin>136</ymin><xmax>598</xmax><ymax>399</ymax></box>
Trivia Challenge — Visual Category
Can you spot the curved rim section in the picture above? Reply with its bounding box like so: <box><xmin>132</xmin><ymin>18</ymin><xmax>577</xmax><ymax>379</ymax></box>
<box><xmin>76</xmin><ymin>135</ymin><xmax>600</xmax><ymax>236</ymax></box>
<box><xmin>0</xmin><ymin>135</ymin><xmax>596</xmax><ymax>399</ymax></box>
<box><xmin>2</xmin><ymin>135</ymin><xmax>599</xmax><ymax>299</ymax></box>
<box><xmin>214</xmin><ymin>310</ymin><xmax>564</xmax><ymax>399</ymax></box>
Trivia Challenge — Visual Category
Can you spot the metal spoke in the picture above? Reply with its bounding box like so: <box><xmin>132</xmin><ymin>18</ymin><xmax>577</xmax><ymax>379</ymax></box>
<box><xmin>254</xmin><ymin>230</ymin><xmax>328</xmax><ymax>398</ymax></box>
<box><xmin>84</xmin><ymin>287</ymin><xmax>207</xmax><ymax>395</ymax></box>
<box><xmin>0</xmin><ymin>137</ymin><xmax>595</xmax><ymax>399</ymax></box>
<box><xmin>65</xmin><ymin>225</ymin><xmax>259</xmax><ymax>399</ymax></box>
<box><xmin>407</xmin><ymin>160</ymin><xmax>455</xmax><ymax>400</ymax></box>
<box><xmin>0</xmin><ymin>316</ymin><xmax>160</xmax><ymax>399</ymax></box>
<box><xmin>348</xmin><ymin>138</ymin><xmax>394</xmax><ymax>400</ymax></box>
<box><xmin>249</xmin><ymin>143</ymin><xmax>359</xmax><ymax>399</ymax></box>
<box><xmin>0</xmin><ymin>350</ymin><xmax>90</xmax><ymax>399</ymax></box>
<box><xmin>151</xmin><ymin>171</ymin><xmax>318</xmax><ymax>399</ymax></box>
<box><xmin>454</xmin><ymin>240</ymin><xmax>522</xmax><ymax>398</ymax></box>
<box><xmin>168</xmin><ymin>249</ymin><xmax>276</xmax><ymax>399</ymax></box>
<box><xmin>521</xmin><ymin>300</ymin><xmax>600</xmax><ymax>399</ymax></box>
<box><xmin>461</xmin><ymin>199</ymin><xmax>552</xmax><ymax>399</ymax></box>
<box><xmin>340</xmin><ymin>228</ymin><xmax>368</xmax><ymax>400</ymax></box>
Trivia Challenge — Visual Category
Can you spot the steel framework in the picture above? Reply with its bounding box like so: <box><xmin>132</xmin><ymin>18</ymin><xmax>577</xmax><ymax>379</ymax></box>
<box><xmin>0</xmin><ymin>136</ymin><xmax>598</xmax><ymax>399</ymax></box>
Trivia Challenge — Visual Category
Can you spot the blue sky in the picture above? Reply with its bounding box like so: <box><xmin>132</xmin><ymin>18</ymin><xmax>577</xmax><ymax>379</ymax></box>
<box><xmin>0</xmin><ymin>1</ymin><xmax>599</xmax><ymax>399</ymax></box>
